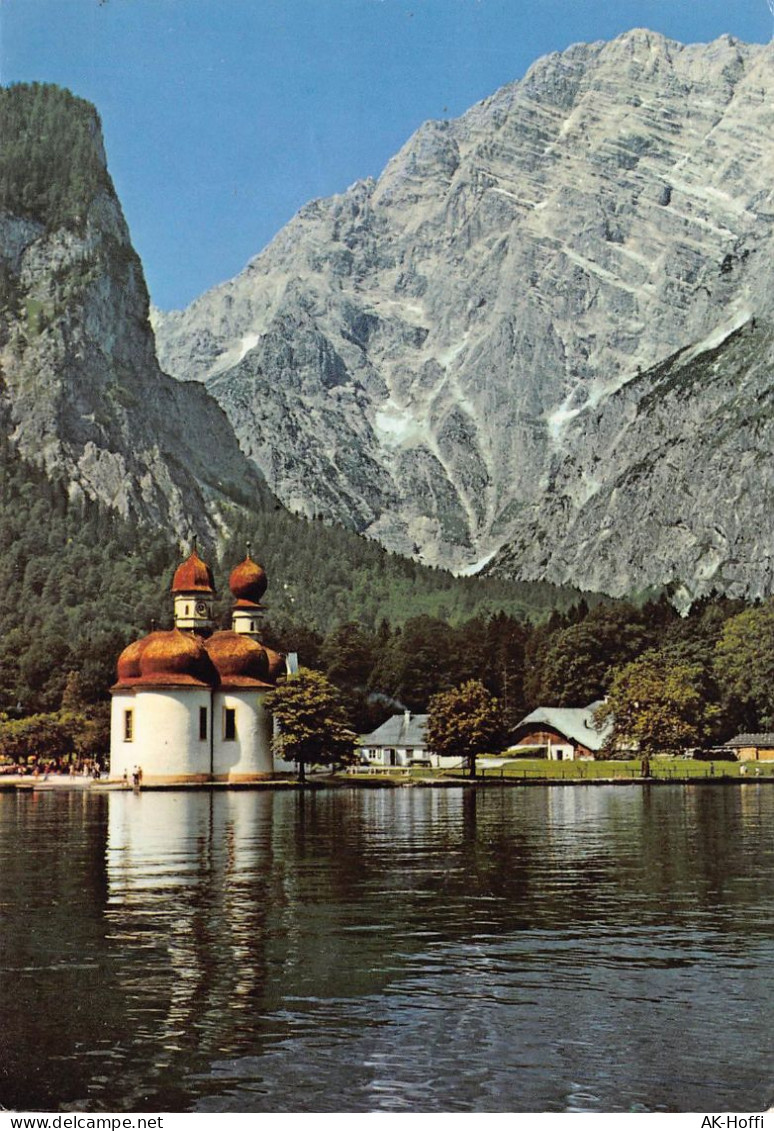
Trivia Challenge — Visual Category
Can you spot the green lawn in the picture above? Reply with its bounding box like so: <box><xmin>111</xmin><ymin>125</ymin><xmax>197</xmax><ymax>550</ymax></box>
<box><xmin>342</xmin><ymin>758</ymin><xmax>774</xmax><ymax>782</ymax></box>
<box><xmin>479</xmin><ymin>758</ymin><xmax>773</xmax><ymax>781</ymax></box>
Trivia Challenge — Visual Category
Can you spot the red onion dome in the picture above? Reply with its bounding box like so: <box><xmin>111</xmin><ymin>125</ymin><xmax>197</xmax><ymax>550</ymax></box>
<box><xmin>205</xmin><ymin>631</ymin><xmax>274</xmax><ymax>688</ymax></box>
<box><xmin>229</xmin><ymin>554</ymin><xmax>267</xmax><ymax>607</ymax></box>
<box><xmin>171</xmin><ymin>549</ymin><xmax>215</xmax><ymax>594</ymax></box>
<box><xmin>115</xmin><ymin>637</ymin><xmax>149</xmax><ymax>684</ymax></box>
<box><xmin>264</xmin><ymin>647</ymin><xmax>287</xmax><ymax>682</ymax></box>
<box><xmin>129</xmin><ymin>630</ymin><xmax>218</xmax><ymax>687</ymax></box>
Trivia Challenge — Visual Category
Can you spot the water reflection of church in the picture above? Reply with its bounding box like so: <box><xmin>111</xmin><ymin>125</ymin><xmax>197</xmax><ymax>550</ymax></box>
<box><xmin>109</xmin><ymin>546</ymin><xmax>289</xmax><ymax>784</ymax></box>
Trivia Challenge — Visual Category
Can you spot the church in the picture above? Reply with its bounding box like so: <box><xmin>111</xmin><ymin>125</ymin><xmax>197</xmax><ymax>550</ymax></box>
<box><xmin>109</xmin><ymin>545</ymin><xmax>288</xmax><ymax>784</ymax></box>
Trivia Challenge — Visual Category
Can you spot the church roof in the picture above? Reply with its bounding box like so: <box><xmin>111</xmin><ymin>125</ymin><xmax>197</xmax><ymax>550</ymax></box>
<box><xmin>113</xmin><ymin>630</ymin><xmax>218</xmax><ymax>689</ymax></box>
<box><xmin>114</xmin><ymin>628</ymin><xmax>285</xmax><ymax>691</ymax></box>
<box><xmin>204</xmin><ymin>631</ymin><xmax>275</xmax><ymax>689</ymax></box>
<box><xmin>171</xmin><ymin>549</ymin><xmax>215</xmax><ymax>594</ymax></box>
<box><xmin>229</xmin><ymin>554</ymin><xmax>268</xmax><ymax>607</ymax></box>
<box><xmin>114</xmin><ymin>547</ymin><xmax>286</xmax><ymax>692</ymax></box>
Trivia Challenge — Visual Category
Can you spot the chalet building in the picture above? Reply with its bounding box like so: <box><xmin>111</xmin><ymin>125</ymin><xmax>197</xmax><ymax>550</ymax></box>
<box><xmin>510</xmin><ymin>701</ymin><xmax>611</xmax><ymax>761</ymax></box>
<box><xmin>359</xmin><ymin>712</ymin><xmax>469</xmax><ymax>770</ymax></box>
<box><xmin>360</xmin><ymin>712</ymin><xmax>431</xmax><ymax>767</ymax></box>
<box><xmin>109</xmin><ymin>545</ymin><xmax>289</xmax><ymax>784</ymax></box>
<box><xmin>726</xmin><ymin>734</ymin><xmax>774</xmax><ymax>762</ymax></box>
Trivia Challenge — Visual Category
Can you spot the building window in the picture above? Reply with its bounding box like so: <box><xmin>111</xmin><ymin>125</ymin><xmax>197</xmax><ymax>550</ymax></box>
<box><xmin>185</xmin><ymin>603</ymin><xmax>190</xmax><ymax>615</ymax></box>
<box><xmin>199</xmin><ymin>706</ymin><xmax>208</xmax><ymax>741</ymax></box>
<box><xmin>223</xmin><ymin>707</ymin><xmax>236</xmax><ymax>741</ymax></box>
<box><xmin>124</xmin><ymin>709</ymin><xmax>133</xmax><ymax>742</ymax></box>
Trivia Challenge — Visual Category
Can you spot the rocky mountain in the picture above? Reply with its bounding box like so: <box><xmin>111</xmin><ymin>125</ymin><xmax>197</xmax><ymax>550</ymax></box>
<box><xmin>486</xmin><ymin>316</ymin><xmax>774</xmax><ymax>603</ymax></box>
<box><xmin>0</xmin><ymin>81</ymin><xmax>592</xmax><ymax>653</ymax></box>
<box><xmin>153</xmin><ymin>30</ymin><xmax>774</xmax><ymax>599</ymax></box>
<box><xmin>0</xmin><ymin>83</ymin><xmax>274</xmax><ymax>545</ymax></box>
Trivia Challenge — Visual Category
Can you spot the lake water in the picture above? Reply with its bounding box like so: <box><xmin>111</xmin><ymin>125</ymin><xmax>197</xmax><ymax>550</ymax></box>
<box><xmin>1</xmin><ymin>783</ymin><xmax>773</xmax><ymax>1113</ymax></box>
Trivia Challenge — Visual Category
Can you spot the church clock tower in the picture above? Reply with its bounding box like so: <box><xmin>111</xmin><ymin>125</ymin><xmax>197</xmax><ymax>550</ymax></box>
<box><xmin>171</xmin><ymin>544</ymin><xmax>215</xmax><ymax>636</ymax></box>
<box><xmin>228</xmin><ymin>544</ymin><xmax>268</xmax><ymax>640</ymax></box>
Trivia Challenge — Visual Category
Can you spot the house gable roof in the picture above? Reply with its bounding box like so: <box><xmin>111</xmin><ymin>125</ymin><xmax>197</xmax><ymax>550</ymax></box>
<box><xmin>512</xmin><ymin>701</ymin><xmax>612</xmax><ymax>752</ymax></box>
<box><xmin>727</xmin><ymin>733</ymin><xmax>774</xmax><ymax>747</ymax></box>
<box><xmin>360</xmin><ymin>713</ymin><xmax>428</xmax><ymax>748</ymax></box>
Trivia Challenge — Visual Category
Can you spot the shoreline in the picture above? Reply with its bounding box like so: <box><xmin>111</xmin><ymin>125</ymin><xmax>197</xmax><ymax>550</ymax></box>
<box><xmin>2</xmin><ymin>772</ymin><xmax>772</xmax><ymax>793</ymax></box>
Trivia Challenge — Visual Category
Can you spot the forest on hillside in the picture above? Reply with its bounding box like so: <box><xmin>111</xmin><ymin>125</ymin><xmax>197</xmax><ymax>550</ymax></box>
<box><xmin>2</xmin><ymin>436</ymin><xmax>774</xmax><ymax>756</ymax></box>
<box><xmin>0</xmin><ymin>439</ymin><xmax>594</xmax><ymax>721</ymax></box>
<box><xmin>260</xmin><ymin>588</ymin><xmax>773</xmax><ymax>744</ymax></box>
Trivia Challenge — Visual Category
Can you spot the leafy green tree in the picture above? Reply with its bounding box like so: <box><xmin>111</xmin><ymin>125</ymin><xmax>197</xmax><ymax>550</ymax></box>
<box><xmin>713</xmin><ymin>600</ymin><xmax>774</xmax><ymax>731</ymax></box>
<box><xmin>487</xmin><ymin>612</ymin><xmax>529</xmax><ymax>730</ymax></box>
<box><xmin>321</xmin><ymin>621</ymin><xmax>376</xmax><ymax>690</ymax></box>
<box><xmin>634</xmin><ymin>593</ymin><xmax>743</xmax><ymax>743</ymax></box>
<box><xmin>596</xmin><ymin>653</ymin><xmax>720</xmax><ymax>758</ymax></box>
<box><xmin>264</xmin><ymin>668</ymin><xmax>357</xmax><ymax>783</ymax></box>
<box><xmin>426</xmin><ymin>679</ymin><xmax>502</xmax><ymax>779</ymax></box>
<box><xmin>368</xmin><ymin>615</ymin><xmax>459</xmax><ymax>710</ymax></box>
<box><xmin>0</xmin><ymin>712</ymin><xmax>74</xmax><ymax>764</ymax></box>
<box><xmin>531</xmin><ymin>604</ymin><xmax>653</xmax><ymax>707</ymax></box>
<box><xmin>64</xmin><ymin>705</ymin><xmax>110</xmax><ymax>763</ymax></box>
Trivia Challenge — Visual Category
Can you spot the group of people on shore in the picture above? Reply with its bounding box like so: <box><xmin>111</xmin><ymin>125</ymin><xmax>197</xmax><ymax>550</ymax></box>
<box><xmin>122</xmin><ymin>765</ymin><xmax>143</xmax><ymax>788</ymax></box>
<box><xmin>1</xmin><ymin>757</ymin><xmax>146</xmax><ymax>785</ymax></box>
<box><xmin>0</xmin><ymin>756</ymin><xmax>103</xmax><ymax>779</ymax></box>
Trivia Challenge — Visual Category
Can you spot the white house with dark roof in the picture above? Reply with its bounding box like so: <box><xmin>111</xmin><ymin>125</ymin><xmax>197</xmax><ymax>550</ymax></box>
<box><xmin>359</xmin><ymin>711</ymin><xmax>431</xmax><ymax>767</ymax></box>
<box><xmin>510</xmin><ymin>701</ymin><xmax>612</xmax><ymax>761</ymax></box>
<box><xmin>358</xmin><ymin>710</ymin><xmax>466</xmax><ymax>769</ymax></box>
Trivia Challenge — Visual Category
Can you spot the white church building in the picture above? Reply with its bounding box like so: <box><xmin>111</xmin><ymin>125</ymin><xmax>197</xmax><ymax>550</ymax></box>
<box><xmin>109</xmin><ymin>545</ymin><xmax>288</xmax><ymax>784</ymax></box>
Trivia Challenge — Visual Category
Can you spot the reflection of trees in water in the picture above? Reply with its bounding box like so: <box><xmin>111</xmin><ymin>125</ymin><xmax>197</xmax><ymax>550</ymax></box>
<box><xmin>681</xmin><ymin>784</ymin><xmax>774</xmax><ymax>926</ymax></box>
<box><xmin>454</xmin><ymin>785</ymin><xmax>774</xmax><ymax>938</ymax></box>
<box><xmin>524</xmin><ymin>784</ymin><xmax>774</xmax><ymax>937</ymax></box>
<box><xmin>4</xmin><ymin>785</ymin><xmax>774</xmax><ymax>1112</ymax></box>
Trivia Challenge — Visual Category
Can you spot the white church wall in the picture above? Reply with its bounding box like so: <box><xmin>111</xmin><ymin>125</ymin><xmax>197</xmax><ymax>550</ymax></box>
<box><xmin>109</xmin><ymin>690</ymin><xmax>136</xmax><ymax>781</ymax></box>
<box><xmin>110</xmin><ymin>688</ymin><xmax>212</xmax><ymax>783</ymax></box>
<box><xmin>212</xmin><ymin>689</ymin><xmax>273</xmax><ymax>780</ymax></box>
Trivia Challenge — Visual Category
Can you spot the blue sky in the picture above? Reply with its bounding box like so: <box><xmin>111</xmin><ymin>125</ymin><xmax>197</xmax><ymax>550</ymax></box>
<box><xmin>1</xmin><ymin>0</ymin><xmax>771</xmax><ymax>309</ymax></box>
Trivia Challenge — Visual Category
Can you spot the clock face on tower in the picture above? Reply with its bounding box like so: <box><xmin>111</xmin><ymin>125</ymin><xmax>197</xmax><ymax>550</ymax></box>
<box><xmin>195</xmin><ymin>601</ymin><xmax>208</xmax><ymax>616</ymax></box>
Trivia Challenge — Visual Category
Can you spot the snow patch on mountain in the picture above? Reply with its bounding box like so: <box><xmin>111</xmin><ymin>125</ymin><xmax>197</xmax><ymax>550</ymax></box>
<box><xmin>457</xmin><ymin>549</ymin><xmax>498</xmax><ymax>577</ymax></box>
<box><xmin>373</xmin><ymin>402</ymin><xmax>427</xmax><ymax>448</ymax></box>
<box><xmin>209</xmin><ymin>332</ymin><xmax>262</xmax><ymax>376</ymax></box>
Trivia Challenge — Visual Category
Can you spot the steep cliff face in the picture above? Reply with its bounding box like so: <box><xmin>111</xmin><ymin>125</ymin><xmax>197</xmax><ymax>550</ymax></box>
<box><xmin>486</xmin><ymin>317</ymin><xmax>774</xmax><ymax>599</ymax></box>
<box><xmin>154</xmin><ymin>30</ymin><xmax>774</xmax><ymax>596</ymax></box>
<box><xmin>0</xmin><ymin>84</ymin><xmax>272</xmax><ymax>543</ymax></box>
